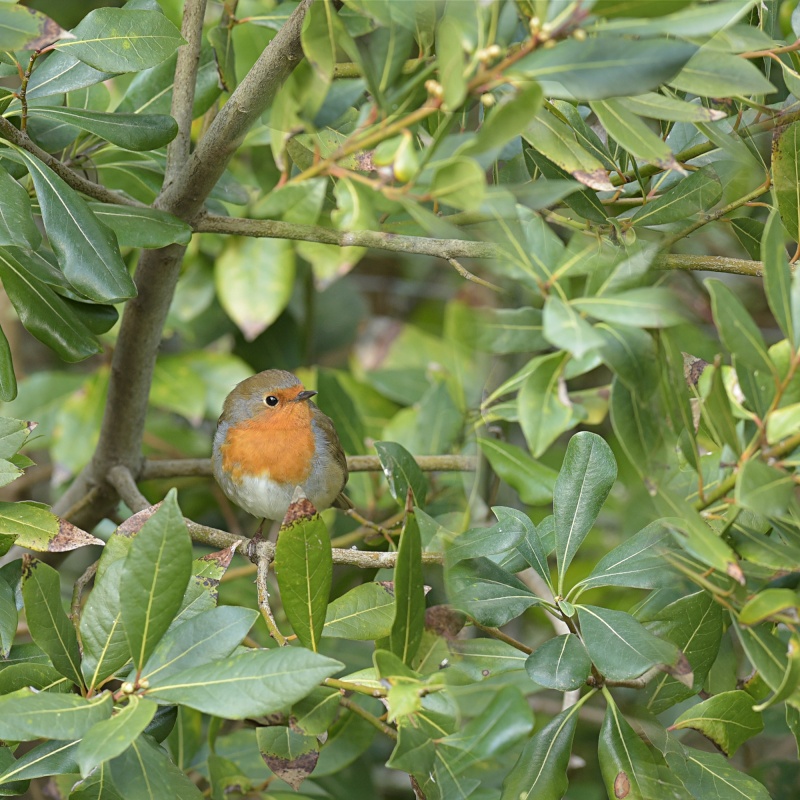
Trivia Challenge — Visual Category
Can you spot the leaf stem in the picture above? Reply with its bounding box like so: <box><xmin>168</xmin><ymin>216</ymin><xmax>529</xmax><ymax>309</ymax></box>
<box><xmin>339</xmin><ymin>695</ymin><xmax>397</xmax><ymax>739</ymax></box>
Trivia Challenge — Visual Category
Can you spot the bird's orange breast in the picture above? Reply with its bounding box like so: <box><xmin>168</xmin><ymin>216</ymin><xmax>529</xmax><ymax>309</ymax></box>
<box><xmin>220</xmin><ymin>407</ymin><xmax>316</xmax><ymax>486</ymax></box>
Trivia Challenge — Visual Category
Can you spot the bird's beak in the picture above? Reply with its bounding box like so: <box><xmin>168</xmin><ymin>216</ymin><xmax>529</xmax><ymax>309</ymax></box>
<box><xmin>295</xmin><ymin>390</ymin><xmax>318</xmax><ymax>402</ymax></box>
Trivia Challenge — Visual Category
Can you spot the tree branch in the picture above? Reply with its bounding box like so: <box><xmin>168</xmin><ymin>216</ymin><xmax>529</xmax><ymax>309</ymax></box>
<box><xmin>107</xmin><ymin>465</ymin><xmax>149</xmax><ymax>512</ymax></box>
<box><xmin>655</xmin><ymin>253</ymin><xmax>762</xmax><ymax>277</ymax></box>
<box><xmin>140</xmin><ymin>454</ymin><xmax>478</xmax><ymax>480</ymax></box>
<box><xmin>157</xmin><ymin>0</ymin><xmax>315</xmax><ymax>219</ymax></box>
<box><xmin>163</xmin><ymin>0</ymin><xmax>208</xmax><ymax>188</ymax></box>
<box><xmin>192</xmin><ymin>214</ymin><xmax>497</xmax><ymax>260</ymax></box>
<box><xmin>0</xmin><ymin>116</ymin><xmax>145</xmax><ymax>207</ymax></box>
<box><xmin>256</xmin><ymin>549</ymin><xmax>287</xmax><ymax>646</ymax></box>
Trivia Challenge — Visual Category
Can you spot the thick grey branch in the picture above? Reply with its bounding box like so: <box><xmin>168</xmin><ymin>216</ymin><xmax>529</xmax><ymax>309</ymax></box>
<box><xmin>193</xmin><ymin>214</ymin><xmax>498</xmax><ymax>260</ymax></box>
<box><xmin>0</xmin><ymin>116</ymin><xmax>145</xmax><ymax>207</ymax></box>
<box><xmin>158</xmin><ymin>0</ymin><xmax>314</xmax><ymax>218</ymax></box>
<box><xmin>164</xmin><ymin>0</ymin><xmax>208</xmax><ymax>187</ymax></box>
<box><xmin>140</xmin><ymin>455</ymin><xmax>478</xmax><ymax>480</ymax></box>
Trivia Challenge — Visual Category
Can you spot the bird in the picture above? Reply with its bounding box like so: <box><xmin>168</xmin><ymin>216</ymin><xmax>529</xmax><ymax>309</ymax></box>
<box><xmin>212</xmin><ymin>369</ymin><xmax>351</xmax><ymax>526</ymax></box>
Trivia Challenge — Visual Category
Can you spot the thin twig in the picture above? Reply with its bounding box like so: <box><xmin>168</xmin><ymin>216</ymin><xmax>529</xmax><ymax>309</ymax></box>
<box><xmin>447</xmin><ymin>258</ymin><xmax>505</xmax><ymax>292</ymax></box>
<box><xmin>324</xmin><ymin>677</ymin><xmax>386</xmax><ymax>697</ymax></box>
<box><xmin>164</xmin><ymin>0</ymin><xmax>208</xmax><ymax>188</ymax></box>
<box><xmin>140</xmin><ymin>454</ymin><xmax>479</xmax><ymax>480</ymax></box>
<box><xmin>107</xmin><ymin>465</ymin><xmax>149</xmax><ymax>512</ymax></box>
<box><xmin>470</xmin><ymin>619</ymin><xmax>533</xmax><ymax>654</ymax></box>
<box><xmin>256</xmin><ymin>549</ymin><xmax>287</xmax><ymax>646</ymax></box>
<box><xmin>338</xmin><ymin>695</ymin><xmax>397</xmax><ymax>740</ymax></box>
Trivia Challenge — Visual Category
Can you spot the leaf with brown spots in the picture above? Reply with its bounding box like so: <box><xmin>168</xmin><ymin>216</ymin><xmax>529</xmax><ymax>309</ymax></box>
<box><xmin>256</xmin><ymin>726</ymin><xmax>320</xmax><ymax>791</ymax></box>
<box><xmin>49</xmin><ymin>519</ymin><xmax>104</xmax><ymax>552</ymax></box>
<box><xmin>0</xmin><ymin>501</ymin><xmax>101</xmax><ymax>552</ymax></box>
<box><xmin>116</xmin><ymin>503</ymin><xmax>163</xmax><ymax>537</ymax></box>
<box><xmin>0</xmin><ymin>6</ymin><xmax>69</xmax><ymax>52</ymax></box>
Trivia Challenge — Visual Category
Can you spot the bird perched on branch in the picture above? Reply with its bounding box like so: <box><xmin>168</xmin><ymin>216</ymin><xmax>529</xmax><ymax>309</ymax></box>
<box><xmin>212</xmin><ymin>370</ymin><xmax>351</xmax><ymax>526</ymax></box>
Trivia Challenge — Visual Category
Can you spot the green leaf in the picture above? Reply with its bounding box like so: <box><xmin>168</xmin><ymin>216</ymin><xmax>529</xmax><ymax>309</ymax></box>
<box><xmin>670</xmin><ymin>48</ymin><xmax>776</xmax><ymax>97</ymax></box>
<box><xmin>0</xmin><ymin>739</ymin><xmax>79</xmax><ymax>786</ymax></box>
<box><xmin>86</xmin><ymin>203</ymin><xmax>191</xmax><ymax>249</ymax></box>
<box><xmin>478</xmin><ymin>437</ymin><xmax>557</xmax><ymax>506</ymax></box>
<box><xmin>29</xmin><ymin>107</ymin><xmax>177</xmax><ymax>152</ymax></box>
<box><xmin>430</xmin><ymin>158</ymin><xmax>486</xmax><ymax>211</ymax></box>
<box><xmin>618</xmin><ymin>92</ymin><xmax>726</xmax><ymax>123</ymax></box>
<box><xmin>734</xmin><ymin>620</ymin><xmax>792</xmax><ymax>694</ymax></box>
<box><xmin>146</xmin><ymin>648</ymin><xmax>343</xmax><ymax>719</ymax></box>
<box><xmin>469</xmin><ymin>84</ymin><xmax>543</xmax><ymax>154</ymax></box>
<box><xmin>59</xmin><ymin>8</ymin><xmax>185</xmax><ymax>73</ymax></box>
<box><xmin>576</xmin><ymin>521</ymin><xmax>675</xmax><ymax>594</ymax></box>
<box><xmin>525</xmin><ymin>634</ymin><xmax>591</xmax><ymax>691</ymax></box>
<box><xmin>374</xmin><ymin>441</ymin><xmax>428</xmax><ymax>506</ymax></box>
<box><xmin>543</xmin><ymin>296</ymin><xmax>604</xmax><ymax>358</ymax></box>
<box><xmin>672</xmin><ymin>690</ymin><xmax>763</xmax><ymax>756</ymax></box>
<box><xmin>316</xmin><ymin>369</ymin><xmax>366</xmax><ymax>455</ymax></box>
<box><xmin>448</xmin><ymin>638</ymin><xmax>528</xmax><ymax>681</ymax></box>
<box><xmin>389</xmin><ymin>512</ymin><xmax>425</xmax><ymax>666</ymax></box>
<box><xmin>120</xmin><ymin>489</ymin><xmax>192</xmax><ymax>671</ymax></box>
<box><xmin>512</xmin><ymin>37</ymin><xmax>696</xmax><ymax>100</ymax></box>
<box><xmin>596</xmin><ymin>323</ymin><xmax>659</xmax><ymax>397</ymax></box>
<box><xmin>573</xmin><ymin>287</ymin><xmax>687</xmax><ymax>328</ymax></box>
<box><xmin>761</xmin><ymin>209</ymin><xmax>795</xmax><ymax>343</ymax></box>
<box><xmin>774</xmin><ymin>121</ymin><xmax>800</xmax><ymax>242</ymax></box>
<box><xmin>76</xmin><ymin>696</ymin><xmax>158</xmax><ymax>778</ymax></box>
<box><xmin>275</xmin><ymin>511</ymin><xmax>332</xmax><ymax>652</ymax></box>
<box><xmin>0</xmin><ymin>691</ymin><xmax>111</xmax><ymax>741</ymax></box>
<box><xmin>446</xmin><ymin>507</ymin><xmax>527</xmax><ymax>565</ymax></box>
<box><xmin>0</xmin><ymin>575</ymin><xmax>15</xmax><ymax>658</ymax></box>
<box><xmin>109</xmin><ymin>734</ymin><xmax>202</xmax><ymax>800</ymax></box>
<box><xmin>0</xmin><ymin>662</ymin><xmax>70</xmax><ymax>695</ymax></box>
<box><xmin>80</xmin><ymin>559</ymin><xmax>130</xmax><ymax>691</ymax></box>
<box><xmin>27</xmin><ymin>51</ymin><xmax>115</xmax><ymax>99</ymax></box>
<box><xmin>666</xmin><ymin>741</ymin><xmax>771</xmax><ymax>800</ymax></box>
<box><xmin>631</xmin><ymin>166</ymin><xmax>722</xmax><ymax>226</ymax></box>
<box><xmin>518</xmin><ymin>351</ymin><xmax>574</xmax><ymax>458</ymax></box>
<box><xmin>735</xmin><ymin>459</ymin><xmax>795</xmax><ymax>518</ymax></box>
<box><xmin>0</xmin><ymin>167</ymin><xmax>41</xmax><ymax>249</ymax></box>
<box><xmin>0</xmin><ymin>325</ymin><xmax>15</xmax><ymax>402</ymax></box>
<box><xmin>0</xmin><ymin>247</ymin><xmax>101</xmax><ymax>362</ymax></box>
<box><xmin>500</xmin><ymin>703</ymin><xmax>580</xmax><ymax>800</ymax></box>
<box><xmin>140</xmin><ymin>605</ymin><xmax>258</xmax><ymax>683</ymax></box>
<box><xmin>447</xmin><ymin>557</ymin><xmax>540</xmax><ymax>627</ymax></box>
<box><xmin>70</xmin><ymin>763</ymin><xmax>124</xmax><ymax>799</ymax></box>
<box><xmin>256</xmin><ymin>726</ymin><xmax>319</xmax><ymax>792</ymax></box>
<box><xmin>554</xmin><ymin>432</ymin><xmax>617</xmax><ymax>593</ymax></box>
<box><xmin>323</xmin><ymin>582</ymin><xmax>395</xmax><ymax>640</ymax></box>
<box><xmin>599</xmin><ymin>696</ymin><xmax>660</xmax><ymax>800</ymax></box>
<box><xmin>21</xmin><ymin>559</ymin><xmax>82</xmax><ymax>687</ymax></box>
<box><xmin>591</xmin><ymin>99</ymin><xmax>679</xmax><ymax>169</ymax></box>
<box><xmin>215</xmin><ymin>237</ymin><xmax>295</xmax><ymax>341</ymax></box>
<box><xmin>473</xmin><ymin>307</ymin><xmax>546</xmax><ymax>354</ymax></box>
<box><xmin>14</xmin><ymin>150</ymin><xmax>135</xmax><ymax>304</ymax></box>
<box><xmin>0</xmin><ymin>5</ymin><xmax>65</xmax><ymax>51</ymax></box>
<box><xmin>512</xmin><ymin>509</ymin><xmax>553</xmax><ymax>588</ymax></box>
<box><xmin>436</xmin><ymin>15</ymin><xmax>467</xmax><ymax>111</ymax></box>
<box><xmin>523</xmin><ymin>112</ymin><xmax>613</xmax><ymax>191</ymax></box>
<box><xmin>578</xmin><ymin>604</ymin><xmax>679</xmax><ymax>681</ymax></box>
<box><xmin>291</xmin><ymin>686</ymin><xmax>340</xmax><ymax>735</ymax></box>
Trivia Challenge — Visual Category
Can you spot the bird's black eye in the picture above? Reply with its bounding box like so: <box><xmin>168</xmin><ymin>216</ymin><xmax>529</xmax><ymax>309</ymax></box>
<box><xmin>264</xmin><ymin>395</ymin><xmax>279</xmax><ymax>407</ymax></box>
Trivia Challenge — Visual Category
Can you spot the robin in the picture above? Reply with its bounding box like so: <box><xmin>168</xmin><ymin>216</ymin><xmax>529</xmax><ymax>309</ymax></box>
<box><xmin>212</xmin><ymin>370</ymin><xmax>351</xmax><ymax>525</ymax></box>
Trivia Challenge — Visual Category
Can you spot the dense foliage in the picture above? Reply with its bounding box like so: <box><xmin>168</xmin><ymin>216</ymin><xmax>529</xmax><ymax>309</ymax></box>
<box><xmin>0</xmin><ymin>0</ymin><xmax>799</xmax><ymax>797</ymax></box>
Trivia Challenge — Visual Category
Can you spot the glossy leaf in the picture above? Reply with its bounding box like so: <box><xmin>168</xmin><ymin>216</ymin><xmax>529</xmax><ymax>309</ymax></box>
<box><xmin>518</xmin><ymin>351</ymin><xmax>573</xmax><ymax>458</ymax></box>
<box><xmin>87</xmin><ymin>203</ymin><xmax>192</xmax><ymax>248</ymax></box>
<box><xmin>27</xmin><ymin>51</ymin><xmax>115</xmax><ymax>99</ymax></box>
<box><xmin>389</xmin><ymin>512</ymin><xmax>425</xmax><ymax>665</ymax></box>
<box><xmin>619</xmin><ymin>92</ymin><xmax>726</xmax><ymax>122</ymax></box>
<box><xmin>0</xmin><ymin>167</ymin><xmax>41</xmax><ymax>249</ymax></box>
<box><xmin>447</xmin><ymin>557</ymin><xmax>540</xmax><ymax>627</ymax></box>
<box><xmin>215</xmin><ymin>237</ymin><xmax>295</xmax><ymax>341</ymax></box>
<box><xmin>436</xmin><ymin>15</ymin><xmax>467</xmax><ymax>110</ymax></box>
<box><xmin>0</xmin><ymin>5</ymin><xmax>65</xmax><ymax>51</ymax></box>
<box><xmin>512</xmin><ymin>37</ymin><xmax>697</xmax><ymax>100</ymax></box>
<box><xmin>0</xmin><ymin>691</ymin><xmax>111</xmax><ymax>741</ymax></box>
<box><xmin>275</xmin><ymin>510</ymin><xmax>332</xmax><ymax>652</ymax></box>
<box><xmin>774</xmin><ymin>121</ymin><xmax>800</xmax><ymax>242</ymax></box>
<box><xmin>59</xmin><ymin>8</ymin><xmax>185</xmax><ymax>73</ymax></box>
<box><xmin>762</xmin><ymin>208</ymin><xmax>795</xmax><ymax>343</ymax></box>
<box><xmin>0</xmin><ymin>325</ymin><xmax>15</xmax><ymax>403</ymax></box>
<box><xmin>573</xmin><ymin>287</ymin><xmax>687</xmax><ymax>328</ymax></box>
<box><xmin>500</xmin><ymin>703</ymin><xmax>580</xmax><ymax>800</ymax></box>
<box><xmin>120</xmin><ymin>489</ymin><xmax>192</xmax><ymax>670</ymax></box>
<box><xmin>80</xmin><ymin>559</ymin><xmax>130</xmax><ymax>691</ymax></box>
<box><xmin>599</xmin><ymin>696</ymin><xmax>660</xmax><ymax>800</ymax></box>
<box><xmin>526</xmin><ymin>634</ymin><xmax>591</xmax><ymax>691</ymax></box>
<box><xmin>543</xmin><ymin>295</ymin><xmax>604</xmax><ymax>358</ymax></box>
<box><xmin>430</xmin><ymin>158</ymin><xmax>486</xmax><ymax>211</ymax></box>
<box><xmin>323</xmin><ymin>582</ymin><xmax>395</xmax><ymax>639</ymax></box>
<box><xmin>14</xmin><ymin>150</ymin><xmax>136</xmax><ymax>304</ymax></box>
<box><xmin>554</xmin><ymin>432</ymin><xmax>617</xmax><ymax>593</ymax></box>
<box><xmin>146</xmin><ymin>648</ymin><xmax>343</xmax><ymax>719</ymax></box>
<box><xmin>672</xmin><ymin>691</ymin><xmax>763</xmax><ymax>756</ymax></box>
<box><xmin>0</xmin><ymin>247</ymin><xmax>101</xmax><ymax>362</ymax></box>
<box><xmin>576</xmin><ymin>521</ymin><xmax>675</xmax><ymax>594</ymax></box>
<box><xmin>0</xmin><ymin>739</ymin><xmax>80</xmax><ymax>787</ymax></box>
<box><xmin>256</xmin><ymin>726</ymin><xmax>319</xmax><ymax>792</ymax></box>
<box><xmin>447</xmin><ymin>507</ymin><xmax>527</xmax><ymax>565</ymax></box>
<box><xmin>632</xmin><ymin>166</ymin><xmax>721</xmax><ymax>226</ymax></box>
<box><xmin>139</xmin><ymin>605</ymin><xmax>258</xmax><ymax>683</ymax></box>
<box><xmin>108</xmin><ymin>734</ymin><xmax>202</xmax><ymax>800</ymax></box>
<box><xmin>735</xmin><ymin>459</ymin><xmax>795</xmax><ymax>519</ymax></box>
<box><xmin>374</xmin><ymin>440</ymin><xmax>428</xmax><ymax>505</ymax></box>
<box><xmin>0</xmin><ymin>575</ymin><xmax>15</xmax><ymax>659</ymax></box>
<box><xmin>670</xmin><ymin>49</ymin><xmax>775</xmax><ymax>96</ymax></box>
<box><xmin>21</xmin><ymin>559</ymin><xmax>82</xmax><ymax>687</ymax></box>
<box><xmin>578</xmin><ymin>604</ymin><xmax>679</xmax><ymax>681</ymax></box>
<box><xmin>478</xmin><ymin>437</ymin><xmax>557</xmax><ymax>506</ymax></box>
